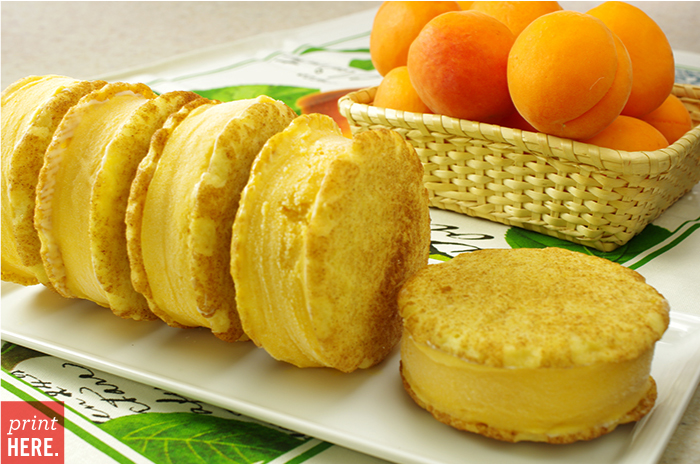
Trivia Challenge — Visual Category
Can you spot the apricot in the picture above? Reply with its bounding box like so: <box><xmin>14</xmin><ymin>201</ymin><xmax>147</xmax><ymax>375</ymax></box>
<box><xmin>469</xmin><ymin>1</ymin><xmax>562</xmax><ymax>36</ymax></box>
<box><xmin>582</xmin><ymin>115</ymin><xmax>669</xmax><ymax>152</ymax></box>
<box><xmin>640</xmin><ymin>94</ymin><xmax>693</xmax><ymax>145</ymax></box>
<box><xmin>508</xmin><ymin>10</ymin><xmax>632</xmax><ymax>140</ymax></box>
<box><xmin>369</xmin><ymin>1</ymin><xmax>461</xmax><ymax>77</ymax></box>
<box><xmin>407</xmin><ymin>10</ymin><xmax>515</xmax><ymax>123</ymax></box>
<box><xmin>588</xmin><ymin>1</ymin><xmax>675</xmax><ymax>117</ymax></box>
<box><xmin>373</xmin><ymin>66</ymin><xmax>432</xmax><ymax>114</ymax></box>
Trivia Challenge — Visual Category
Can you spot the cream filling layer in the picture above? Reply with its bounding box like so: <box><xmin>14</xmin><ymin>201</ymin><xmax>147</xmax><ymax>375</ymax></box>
<box><xmin>401</xmin><ymin>330</ymin><xmax>653</xmax><ymax>439</ymax></box>
<box><xmin>141</xmin><ymin>101</ymin><xmax>253</xmax><ymax>328</ymax></box>
<box><xmin>253</xmin><ymin>134</ymin><xmax>343</xmax><ymax>367</ymax></box>
<box><xmin>51</xmin><ymin>92</ymin><xmax>149</xmax><ymax>304</ymax></box>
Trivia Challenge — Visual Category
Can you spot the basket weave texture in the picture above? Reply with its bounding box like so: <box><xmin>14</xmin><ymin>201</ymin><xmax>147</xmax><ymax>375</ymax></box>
<box><xmin>339</xmin><ymin>84</ymin><xmax>700</xmax><ymax>251</ymax></box>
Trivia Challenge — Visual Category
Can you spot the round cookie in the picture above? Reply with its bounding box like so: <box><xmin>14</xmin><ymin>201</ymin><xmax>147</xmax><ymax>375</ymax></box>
<box><xmin>398</xmin><ymin>247</ymin><xmax>669</xmax><ymax>443</ymax></box>
<box><xmin>231</xmin><ymin>113</ymin><xmax>431</xmax><ymax>372</ymax></box>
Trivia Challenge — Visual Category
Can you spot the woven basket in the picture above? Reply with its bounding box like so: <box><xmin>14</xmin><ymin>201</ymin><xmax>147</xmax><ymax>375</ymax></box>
<box><xmin>338</xmin><ymin>84</ymin><xmax>700</xmax><ymax>251</ymax></box>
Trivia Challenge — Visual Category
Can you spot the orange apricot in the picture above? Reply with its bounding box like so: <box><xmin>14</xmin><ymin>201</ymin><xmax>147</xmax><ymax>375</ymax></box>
<box><xmin>507</xmin><ymin>10</ymin><xmax>632</xmax><ymax>140</ymax></box>
<box><xmin>582</xmin><ymin>115</ymin><xmax>669</xmax><ymax>152</ymax></box>
<box><xmin>469</xmin><ymin>1</ymin><xmax>562</xmax><ymax>36</ymax></box>
<box><xmin>533</xmin><ymin>32</ymin><xmax>633</xmax><ymax>140</ymax></box>
<box><xmin>369</xmin><ymin>1</ymin><xmax>461</xmax><ymax>77</ymax></box>
<box><xmin>373</xmin><ymin>66</ymin><xmax>432</xmax><ymax>114</ymax></box>
<box><xmin>640</xmin><ymin>93</ymin><xmax>693</xmax><ymax>145</ymax></box>
<box><xmin>407</xmin><ymin>10</ymin><xmax>515</xmax><ymax>123</ymax></box>
<box><xmin>587</xmin><ymin>1</ymin><xmax>675</xmax><ymax>117</ymax></box>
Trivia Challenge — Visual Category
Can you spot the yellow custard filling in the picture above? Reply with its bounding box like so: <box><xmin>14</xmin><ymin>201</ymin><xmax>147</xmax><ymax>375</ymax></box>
<box><xmin>401</xmin><ymin>330</ymin><xmax>654</xmax><ymax>441</ymax></box>
<box><xmin>50</xmin><ymin>92</ymin><xmax>150</xmax><ymax>304</ymax></box>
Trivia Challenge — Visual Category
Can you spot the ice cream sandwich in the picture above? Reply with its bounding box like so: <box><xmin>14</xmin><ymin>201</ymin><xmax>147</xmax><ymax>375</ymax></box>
<box><xmin>398</xmin><ymin>247</ymin><xmax>669</xmax><ymax>443</ymax></box>
<box><xmin>126</xmin><ymin>96</ymin><xmax>296</xmax><ymax>340</ymax></box>
<box><xmin>2</xmin><ymin>75</ymin><xmax>106</xmax><ymax>286</ymax></box>
<box><xmin>231</xmin><ymin>113</ymin><xmax>431</xmax><ymax>372</ymax></box>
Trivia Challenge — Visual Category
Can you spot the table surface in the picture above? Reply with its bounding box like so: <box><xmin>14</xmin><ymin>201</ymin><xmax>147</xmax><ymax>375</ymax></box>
<box><xmin>3</xmin><ymin>1</ymin><xmax>700</xmax><ymax>89</ymax></box>
<box><xmin>2</xmin><ymin>2</ymin><xmax>699</xmax><ymax>464</ymax></box>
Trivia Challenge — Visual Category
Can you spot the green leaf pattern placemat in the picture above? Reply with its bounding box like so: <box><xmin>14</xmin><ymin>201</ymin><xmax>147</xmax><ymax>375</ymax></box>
<box><xmin>3</xmin><ymin>343</ymin><xmax>330</xmax><ymax>464</ymax></box>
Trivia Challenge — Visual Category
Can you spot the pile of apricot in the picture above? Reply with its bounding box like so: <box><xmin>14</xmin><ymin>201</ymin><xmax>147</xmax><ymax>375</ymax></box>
<box><xmin>369</xmin><ymin>1</ymin><xmax>693</xmax><ymax>151</ymax></box>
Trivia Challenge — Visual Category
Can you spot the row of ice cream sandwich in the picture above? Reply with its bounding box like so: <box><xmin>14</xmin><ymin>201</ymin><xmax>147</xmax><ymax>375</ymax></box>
<box><xmin>1</xmin><ymin>75</ymin><xmax>431</xmax><ymax>373</ymax></box>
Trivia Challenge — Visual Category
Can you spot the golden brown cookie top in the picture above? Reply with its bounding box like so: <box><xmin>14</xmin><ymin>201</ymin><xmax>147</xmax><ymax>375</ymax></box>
<box><xmin>399</xmin><ymin>247</ymin><xmax>669</xmax><ymax>368</ymax></box>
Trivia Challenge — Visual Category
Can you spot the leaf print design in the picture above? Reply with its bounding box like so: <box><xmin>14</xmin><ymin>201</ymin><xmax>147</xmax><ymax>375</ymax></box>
<box><xmin>98</xmin><ymin>412</ymin><xmax>310</xmax><ymax>464</ymax></box>
<box><xmin>297</xmin><ymin>46</ymin><xmax>370</xmax><ymax>56</ymax></box>
<box><xmin>347</xmin><ymin>59</ymin><xmax>374</xmax><ymax>71</ymax></box>
<box><xmin>193</xmin><ymin>85</ymin><xmax>318</xmax><ymax>114</ymax></box>
<box><xmin>504</xmin><ymin>223</ymin><xmax>674</xmax><ymax>267</ymax></box>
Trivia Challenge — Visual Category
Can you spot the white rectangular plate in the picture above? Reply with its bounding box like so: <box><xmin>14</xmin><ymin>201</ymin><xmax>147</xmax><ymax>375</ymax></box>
<box><xmin>2</xmin><ymin>278</ymin><xmax>700</xmax><ymax>464</ymax></box>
